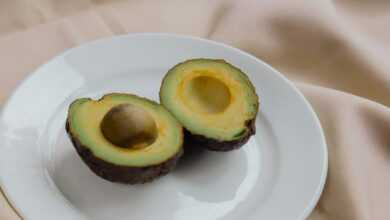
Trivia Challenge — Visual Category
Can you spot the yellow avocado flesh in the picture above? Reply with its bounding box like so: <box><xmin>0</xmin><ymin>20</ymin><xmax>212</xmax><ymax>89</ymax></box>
<box><xmin>68</xmin><ymin>94</ymin><xmax>182</xmax><ymax>167</ymax></box>
<box><xmin>160</xmin><ymin>59</ymin><xmax>259</xmax><ymax>141</ymax></box>
<box><xmin>178</xmin><ymin>71</ymin><xmax>248</xmax><ymax>129</ymax></box>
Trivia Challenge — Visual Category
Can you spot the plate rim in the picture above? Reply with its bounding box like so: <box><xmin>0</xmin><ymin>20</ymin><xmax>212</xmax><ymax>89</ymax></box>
<box><xmin>0</xmin><ymin>33</ymin><xmax>328</xmax><ymax>220</ymax></box>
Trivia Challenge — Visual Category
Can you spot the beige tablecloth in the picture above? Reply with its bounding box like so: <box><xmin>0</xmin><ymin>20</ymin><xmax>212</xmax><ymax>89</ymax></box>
<box><xmin>0</xmin><ymin>0</ymin><xmax>389</xmax><ymax>219</ymax></box>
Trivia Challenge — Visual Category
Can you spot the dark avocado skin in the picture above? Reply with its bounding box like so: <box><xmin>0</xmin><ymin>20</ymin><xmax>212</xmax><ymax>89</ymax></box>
<box><xmin>183</xmin><ymin>118</ymin><xmax>256</xmax><ymax>151</ymax></box>
<box><xmin>66</xmin><ymin>121</ymin><xmax>183</xmax><ymax>184</ymax></box>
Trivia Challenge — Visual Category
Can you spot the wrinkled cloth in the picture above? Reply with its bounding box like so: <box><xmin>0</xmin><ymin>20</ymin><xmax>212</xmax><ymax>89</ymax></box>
<box><xmin>0</xmin><ymin>0</ymin><xmax>389</xmax><ymax>219</ymax></box>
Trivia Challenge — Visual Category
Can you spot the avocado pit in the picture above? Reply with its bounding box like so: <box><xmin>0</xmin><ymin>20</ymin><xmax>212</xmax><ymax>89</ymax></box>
<box><xmin>100</xmin><ymin>104</ymin><xmax>158</xmax><ymax>149</ymax></box>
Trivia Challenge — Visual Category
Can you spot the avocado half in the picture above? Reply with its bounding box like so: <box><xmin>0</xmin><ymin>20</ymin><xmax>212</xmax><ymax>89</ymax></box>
<box><xmin>160</xmin><ymin>59</ymin><xmax>259</xmax><ymax>151</ymax></box>
<box><xmin>66</xmin><ymin>93</ymin><xmax>183</xmax><ymax>184</ymax></box>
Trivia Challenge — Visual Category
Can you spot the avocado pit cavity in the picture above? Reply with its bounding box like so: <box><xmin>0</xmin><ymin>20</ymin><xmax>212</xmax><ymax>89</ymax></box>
<box><xmin>182</xmin><ymin>75</ymin><xmax>231</xmax><ymax>114</ymax></box>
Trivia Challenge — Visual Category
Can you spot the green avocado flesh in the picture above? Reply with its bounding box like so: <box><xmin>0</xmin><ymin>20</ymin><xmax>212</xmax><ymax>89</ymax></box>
<box><xmin>160</xmin><ymin>59</ymin><xmax>259</xmax><ymax>141</ymax></box>
<box><xmin>67</xmin><ymin>93</ymin><xmax>183</xmax><ymax>167</ymax></box>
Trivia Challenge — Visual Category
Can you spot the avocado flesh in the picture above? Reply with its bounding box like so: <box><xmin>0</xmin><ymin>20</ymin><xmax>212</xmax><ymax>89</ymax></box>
<box><xmin>66</xmin><ymin>93</ymin><xmax>183</xmax><ymax>183</ymax></box>
<box><xmin>184</xmin><ymin>119</ymin><xmax>256</xmax><ymax>151</ymax></box>
<box><xmin>160</xmin><ymin>59</ymin><xmax>259</xmax><ymax>151</ymax></box>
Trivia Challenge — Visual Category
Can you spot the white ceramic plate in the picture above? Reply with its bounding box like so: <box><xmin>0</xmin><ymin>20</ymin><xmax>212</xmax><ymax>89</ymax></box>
<box><xmin>0</xmin><ymin>34</ymin><xmax>327</xmax><ymax>220</ymax></box>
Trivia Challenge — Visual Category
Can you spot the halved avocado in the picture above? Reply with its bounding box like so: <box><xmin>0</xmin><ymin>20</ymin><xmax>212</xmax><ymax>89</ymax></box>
<box><xmin>160</xmin><ymin>59</ymin><xmax>259</xmax><ymax>151</ymax></box>
<box><xmin>66</xmin><ymin>93</ymin><xmax>183</xmax><ymax>184</ymax></box>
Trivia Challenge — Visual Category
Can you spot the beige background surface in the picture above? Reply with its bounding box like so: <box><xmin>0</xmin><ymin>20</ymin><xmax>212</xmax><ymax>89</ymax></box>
<box><xmin>0</xmin><ymin>0</ymin><xmax>389</xmax><ymax>219</ymax></box>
